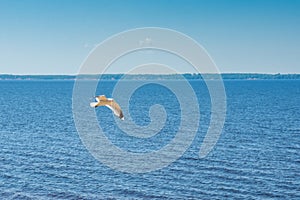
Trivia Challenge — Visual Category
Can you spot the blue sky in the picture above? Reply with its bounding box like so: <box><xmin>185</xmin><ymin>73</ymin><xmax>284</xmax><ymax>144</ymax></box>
<box><xmin>0</xmin><ymin>0</ymin><xmax>299</xmax><ymax>74</ymax></box>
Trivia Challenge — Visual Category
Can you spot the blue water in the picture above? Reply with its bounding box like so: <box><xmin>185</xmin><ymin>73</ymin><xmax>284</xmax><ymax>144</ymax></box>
<box><xmin>0</xmin><ymin>80</ymin><xmax>299</xmax><ymax>199</ymax></box>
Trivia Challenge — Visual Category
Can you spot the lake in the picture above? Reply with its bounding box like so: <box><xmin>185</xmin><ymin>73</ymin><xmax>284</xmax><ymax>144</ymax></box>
<box><xmin>0</xmin><ymin>80</ymin><xmax>299</xmax><ymax>199</ymax></box>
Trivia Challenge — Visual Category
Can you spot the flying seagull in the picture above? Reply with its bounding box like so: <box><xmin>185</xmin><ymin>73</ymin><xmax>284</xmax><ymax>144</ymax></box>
<box><xmin>90</xmin><ymin>95</ymin><xmax>124</xmax><ymax>120</ymax></box>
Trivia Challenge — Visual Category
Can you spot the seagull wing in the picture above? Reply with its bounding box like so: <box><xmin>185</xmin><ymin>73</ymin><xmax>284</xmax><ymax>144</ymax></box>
<box><xmin>105</xmin><ymin>100</ymin><xmax>124</xmax><ymax>120</ymax></box>
<box><xmin>96</xmin><ymin>95</ymin><xmax>107</xmax><ymax>102</ymax></box>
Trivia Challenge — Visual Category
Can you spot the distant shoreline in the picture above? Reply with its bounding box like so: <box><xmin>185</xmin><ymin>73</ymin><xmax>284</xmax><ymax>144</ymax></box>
<box><xmin>0</xmin><ymin>73</ymin><xmax>299</xmax><ymax>80</ymax></box>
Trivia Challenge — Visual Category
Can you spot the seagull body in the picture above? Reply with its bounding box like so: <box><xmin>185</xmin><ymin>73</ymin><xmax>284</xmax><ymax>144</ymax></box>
<box><xmin>90</xmin><ymin>95</ymin><xmax>124</xmax><ymax>120</ymax></box>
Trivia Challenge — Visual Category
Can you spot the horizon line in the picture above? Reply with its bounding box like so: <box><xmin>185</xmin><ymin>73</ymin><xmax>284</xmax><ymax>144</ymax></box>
<box><xmin>1</xmin><ymin>72</ymin><xmax>300</xmax><ymax>76</ymax></box>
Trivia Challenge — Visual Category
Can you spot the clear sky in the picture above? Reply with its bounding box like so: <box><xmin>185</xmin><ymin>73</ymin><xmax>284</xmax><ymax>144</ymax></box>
<box><xmin>0</xmin><ymin>0</ymin><xmax>299</xmax><ymax>74</ymax></box>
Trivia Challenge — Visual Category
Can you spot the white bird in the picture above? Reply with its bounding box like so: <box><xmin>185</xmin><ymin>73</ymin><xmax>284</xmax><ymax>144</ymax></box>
<box><xmin>90</xmin><ymin>95</ymin><xmax>124</xmax><ymax>120</ymax></box>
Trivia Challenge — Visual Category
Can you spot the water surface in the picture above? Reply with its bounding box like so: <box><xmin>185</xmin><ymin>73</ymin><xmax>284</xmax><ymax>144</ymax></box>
<box><xmin>0</xmin><ymin>80</ymin><xmax>299</xmax><ymax>199</ymax></box>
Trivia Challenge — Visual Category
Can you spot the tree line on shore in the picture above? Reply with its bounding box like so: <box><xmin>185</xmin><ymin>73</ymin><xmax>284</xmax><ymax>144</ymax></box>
<box><xmin>0</xmin><ymin>73</ymin><xmax>299</xmax><ymax>80</ymax></box>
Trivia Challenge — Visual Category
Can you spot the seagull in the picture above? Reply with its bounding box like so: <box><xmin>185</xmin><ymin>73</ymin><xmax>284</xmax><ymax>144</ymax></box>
<box><xmin>90</xmin><ymin>95</ymin><xmax>124</xmax><ymax>120</ymax></box>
